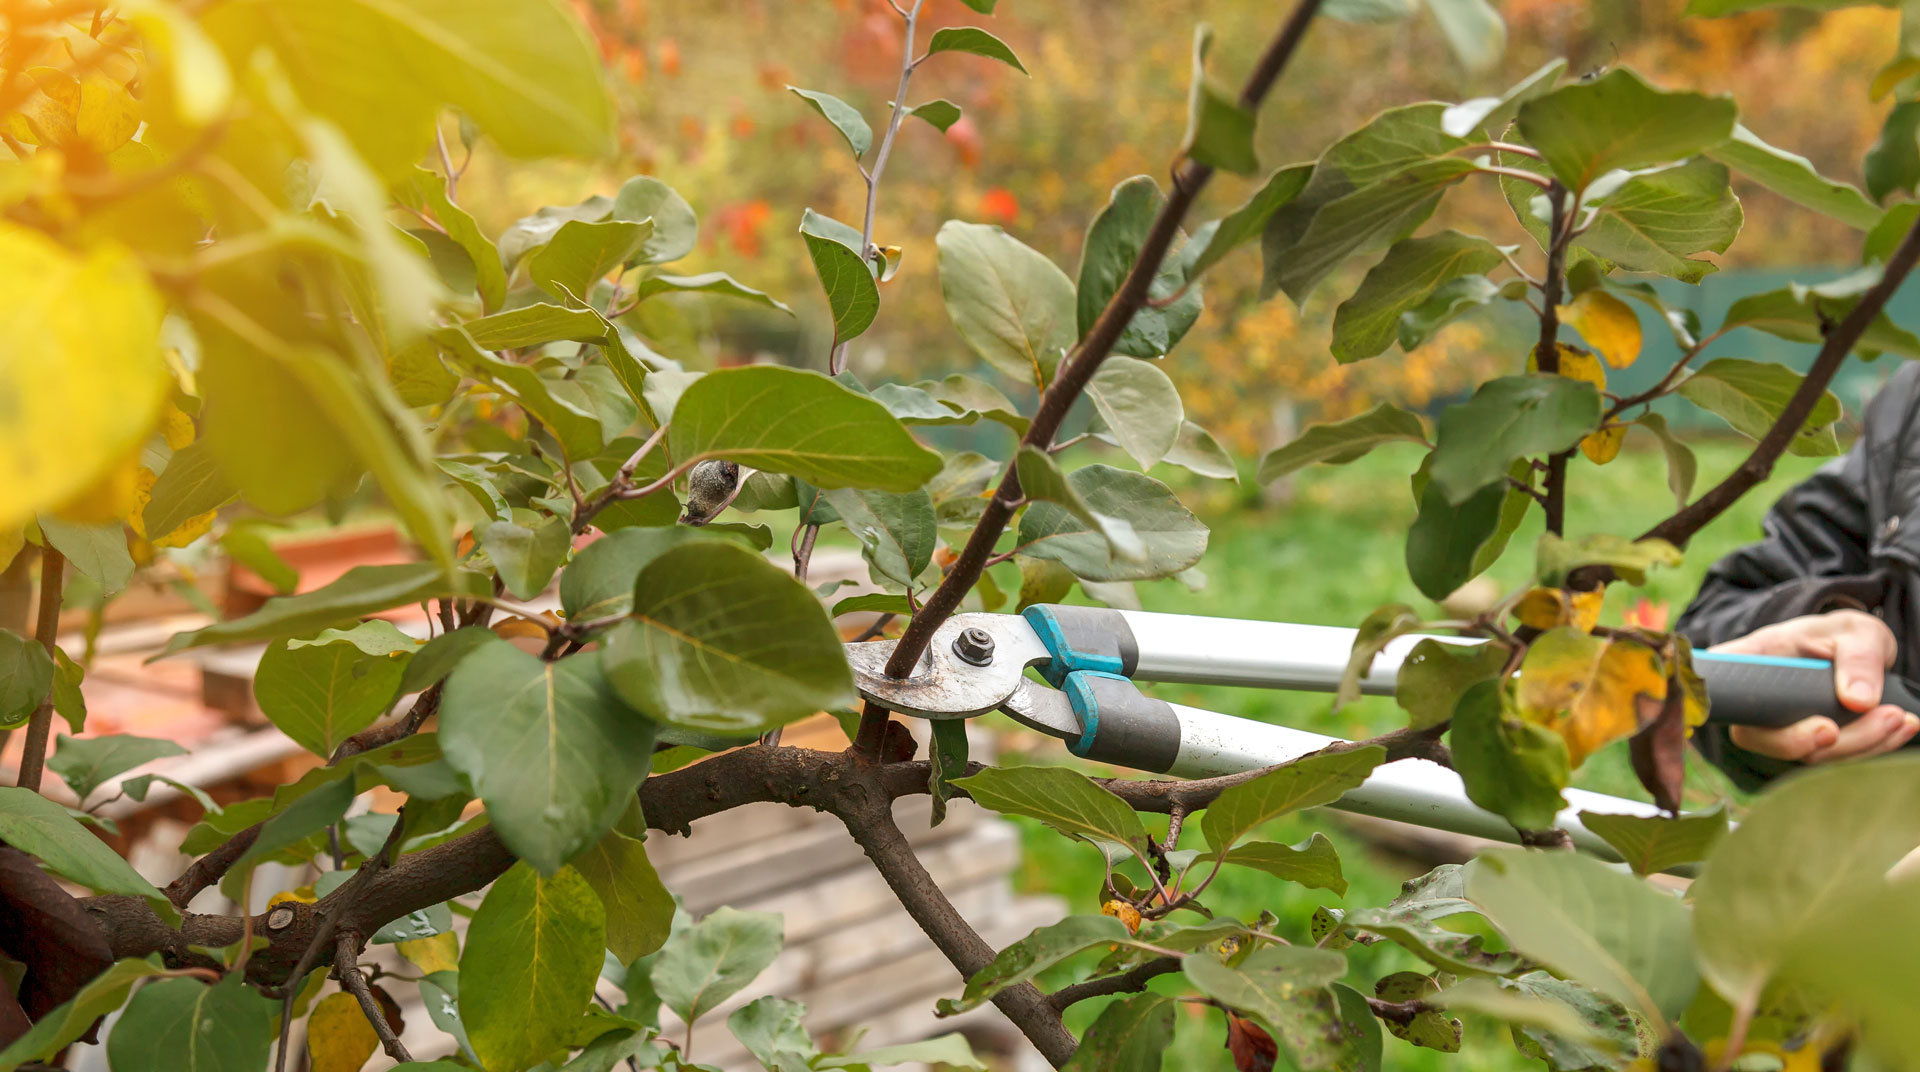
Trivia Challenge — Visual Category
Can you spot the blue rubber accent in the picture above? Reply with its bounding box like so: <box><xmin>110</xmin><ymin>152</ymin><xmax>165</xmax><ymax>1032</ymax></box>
<box><xmin>1061</xmin><ymin>670</ymin><xmax>1131</xmax><ymax>758</ymax></box>
<box><xmin>1022</xmin><ymin>605</ymin><xmax>1126</xmax><ymax>686</ymax></box>
<box><xmin>1695</xmin><ymin>651</ymin><xmax>1833</xmax><ymax>671</ymax></box>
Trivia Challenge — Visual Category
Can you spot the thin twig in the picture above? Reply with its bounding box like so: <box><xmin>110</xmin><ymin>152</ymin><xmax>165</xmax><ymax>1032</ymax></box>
<box><xmin>435</xmin><ymin>126</ymin><xmax>458</xmax><ymax>203</ymax></box>
<box><xmin>575</xmin><ymin>422</ymin><xmax>670</xmax><ymax>533</ymax></box>
<box><xmin>1048</xmin><ymin>957</ymin><xmax>1183</xmax><ymax>1010</ymax></box>
<box><xmin>1534</xmin><ymin>182</ymin><xmax>1571</xmax><ymax>537</ymax></box>
<box><xmin>1476</xmin><ymin>164</ymin><xmax>1553</xmax><ymax>189</ymax></box>
<box><xmin>793</xmin><ymin>524</ymin><xmax>819</xmax><ymax>583</ymax></box>
<box><xmin>851</xmin><ymin>613</ymin><xmax>897</xmax><ymax>642</ymax></box>
<box><xmin>15</xmin><ymin>546</ymin><xmax>63</xmax><ymax>792</ymax></box>
<box><xmin>336</xmin><ymin>934</ymin><xmax>413</xmax><ymax>1062</ymax></box>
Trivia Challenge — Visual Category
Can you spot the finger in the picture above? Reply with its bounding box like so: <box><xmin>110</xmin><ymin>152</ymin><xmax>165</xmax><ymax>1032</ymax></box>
<box><xmin>1827</xmin><ymin>615</ymin><xmax>1899</xmax><ymax>712</ymax></box>
<box><xmin>1805</xmin><ymin>706</ymin><xmax>1920</xmax><ymax>763</ymax></box>
<box><xmin>1731</xmin><ymin>717</ymin><xmax>1840</xmax><ymax>761</ymax></box>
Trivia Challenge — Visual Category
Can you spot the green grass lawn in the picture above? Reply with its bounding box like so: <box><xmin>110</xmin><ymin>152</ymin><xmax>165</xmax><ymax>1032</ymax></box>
<box><xmin>995</xmin><ymin>439</ymin><xmax>1826</xmax><ymax>1069</ymax></box>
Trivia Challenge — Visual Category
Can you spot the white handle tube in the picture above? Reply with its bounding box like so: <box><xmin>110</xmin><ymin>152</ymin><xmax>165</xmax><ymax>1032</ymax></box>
<box><xmin>1165</xmin><ymin>703</ymin><xmax>1661</xmax><ymax>861</ymax></box>
<box><xmin>1116</xmin><ymin>610</ymin><xmax>1474</xmax><ymax>694</ymax></box>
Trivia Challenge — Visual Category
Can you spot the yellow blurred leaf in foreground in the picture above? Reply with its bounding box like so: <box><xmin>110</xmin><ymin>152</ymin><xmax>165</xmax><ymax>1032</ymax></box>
<box><xmin>1516</xmin><ymin>627</ymin><xmax>1667</xmax><ymax>766</ymax></box>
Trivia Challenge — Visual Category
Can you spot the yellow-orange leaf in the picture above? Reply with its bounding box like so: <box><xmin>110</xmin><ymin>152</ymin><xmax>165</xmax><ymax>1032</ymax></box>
<box><xmin>1516</xmin><ymin>627</ymin><xmax>1667</xmax><ymax>767</ymax></box>
<box><xmin>1513</xmin><ymin>588</ymin><xmax>1604</xmax><ymax>632</ymax></box>
<box><xmin>397</xmin><ymin>930</ymin><xmax>460</xmax><ymax>975</ymax></box>
<box><xmin>306</xmin><ymin>991</ymin><xmax>379</xmax><ymax>1072</ymax></box>
<box><xmin>1558</xmin><ymin>291</ymin><xmax>1642</xmax><ymax>369</ymax></box>
<box><xmin>161</xmin><ymin>403</ymin><xmax>195</xmax><ymax>450</ymax></box>
<box><xmin>491</xmin><ymin>615</ymin><xmax>553</xmax><ymax>641</ymax></box>
<box><xmin>53</xmin><ymin>451</ymin><xmax>141</xmax><ymax>524</ymax></box>
<box><xmin>0</xmin><ymin>226</ymin><xmax>168</xmax><ymax>532</ymax></box>
<box><xmin>1101</xmin><ymin>899</ymin><xmax>1143</xmax><ymax>935</ymax></box>
<box><xmin>1581</xmin><ymin>424</ymin><xmax>1625</xmax><ymax>465</ymax></box>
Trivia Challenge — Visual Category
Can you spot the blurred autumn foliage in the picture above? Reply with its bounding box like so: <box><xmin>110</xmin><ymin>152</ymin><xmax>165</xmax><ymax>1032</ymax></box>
<box><xmin>489</xmin><ymin>0</ymin><xmax>1904</xmax><ymax>455</ymax></box>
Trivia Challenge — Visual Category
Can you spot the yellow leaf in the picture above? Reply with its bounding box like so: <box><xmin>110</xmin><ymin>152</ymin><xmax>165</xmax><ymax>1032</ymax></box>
<box><xmin>0</xmin><ymin>226</ymin><xmax>168</xmax><ymax>532</ymax></box>
<box><xmin>74</xmin><ymin>73</ymin><xmax>141</xmax><ymax>154</ymax></box>
<box><xmin>154</xmin><ymin>509</ymin><xmax>216</xmax><ymax>549</ymax></box>
<box><xmin>269</xmin><ymin>885</ymin><xmax>317</xmax><ymax>906</ymax></box>
<box><xmin>1101</xmin><ymin>899</ymin><xmax>1143</xmax><ymax>935</ymax></box>
<box><xmin>491</xmin><ymin>616</ymin><xmax>550</xmax><ymax>641</ymax></box>
<box><xmin>1516</xmin><ymin>627</ymin><xmax>1667</xmax><ymax>767</ymax></box>
<box><xmin>1873</xmin><ymin>56</ymin><xmax>1920</xmax><ymax>101</ymax></box>
<box><xmin>1557</xmin><ymin>291</ymin><xmax>1642</xmax><ymax>369</ymax></box>
<box><xmin>1529</xmin><ymin>342</ymin><xmax>1606</xmax><ymax>390</ymax></box>
<box><xmin>1513</xmin><ymin>588</ymin><xmax>1604</xmax><ymax>632</ymax></box>
<box><xmin>0</xmin><ymin>529</ymin><xmax>21</xmax><ymax>573</ymax></box>
<box><xmin>1581</xmin><ymin>424</ymin><xmax>1625</xmax><ymax>465</ymax></box>
<box><xmin>397</xmin><ymin>930</ymin><xmax>460</xmax><ymax>975</ymax></box>
<box><xmin>161</xmin><ymin>403</ymin><xmax>195</xmax><ymax>450</ymax></box>
<box><xmin>306</xmin><ymin>991</ymin><xmax>379</xmax><ymax>1072</ymax></box>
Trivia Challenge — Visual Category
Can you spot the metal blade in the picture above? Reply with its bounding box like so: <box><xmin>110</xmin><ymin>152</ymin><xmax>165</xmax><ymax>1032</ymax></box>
<box><xmin>998</xmin><ymin>679</ymin><xmax>1082</xmax><ymax>741</ymax></box>
<box><xmin>846</xmin><ymin>612</ymin><xmax>1052</xmax><ymax>718</ymax></box>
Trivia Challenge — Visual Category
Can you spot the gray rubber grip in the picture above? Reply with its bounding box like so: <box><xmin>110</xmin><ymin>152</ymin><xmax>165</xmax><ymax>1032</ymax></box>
<box><xmin>1695</xmin><ymin>653</ymin><xmax>1920</xmax><ymax>728</ymax></box>
<box><xmin>1062</xmin><ymin>672</ymin><xmax>1181</xmax><ymax>773</ymax></box>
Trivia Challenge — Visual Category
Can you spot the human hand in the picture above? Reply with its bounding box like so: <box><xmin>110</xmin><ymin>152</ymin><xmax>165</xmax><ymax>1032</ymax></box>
<box><xmin>1711</xmin><ymin>610</ymin><xmax>1920</xmax><ymax>763</ymax></box>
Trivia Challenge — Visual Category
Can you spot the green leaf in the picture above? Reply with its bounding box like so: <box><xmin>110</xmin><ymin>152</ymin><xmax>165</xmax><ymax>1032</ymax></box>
<box><xmin>1428</xmin><ymin>375</ymin><xmax>1600</xmax><ymax>503</ymax></box>
<box><xmin>612</xmin><ymin>176</ymin><xmax>699</xmax><ymax>265</ymax></box>
<box><xmin>1450</xmin><ymin>679</ymin><xmax>1568</xmax><ymax>830</ymax></box>
<box><xmin>294</xmin><ymin>619</ymin><xmax>421</xmax><ymax>658</ymax></box>
<box><xmin>1182</xmin><ymin>947</ymin><xmax>1353</xmax><ymax>1068</ymax></box>
<box><xmin>1516</xmin><ymin>69</ymin><xmax>1736</xmax><ymax>191</ymax></box>
<box><xmin>1425</xmin><ymin>0</ymin><xmax>1506</xmax><ymax>71</ymax></box>
<box><xmin>1441</xmin><ymin>59</ymin><xmax>1568</xmax><ymax>140</ymax></box>
<box><xmin>787</xmin><ymin>86</ymin><xmax>872</xmax><ymax>158</ymax></box>
<box><xmin>437</xmin><ymin>328</ymin><xmax>606</xmax><ymax>459</ymax></box>
<box><xmin>460</xmin><ymin>863</ymin><xmax>608</xmax><ymax>1072</ymax></box>
<box><xmin>1868</xmin><ymin>100</ymin><xmax>1920</xmax><ymax>204</ymax></box>
<box><xmin>1634</xmin><ymin>412</ymin><xmax>1697</xmax><ymax>510</ymax></box>
<box><xmin>38</xmin><ymin>517</ymin><xmax>133</xmax><ymax>596</ymax></box>
<box><xmin>407</xmin><ymin>168</ymin><xmax>507</xmax><ymax>311</ymax></box>
<box><xmin>1706</xmin><ymin>123</ymin><xmax>1881</xmax><ymax>230</ymax></box>
<box><xmin>1061</xmin><ymin>994</ymin><xmax>1175</xmax><ymax>1072</ymax></box>
<box><xmin>0</xmin><ymin>628</ymin><xmax>53</xmax><ymax>728</ymax></box>
<box><xmin>1200</xmin><ymin>747</ymin><xmax>1384</xmax><ymax>851</ymax></box>
<box><xmin>232</xmin><ymin>775</ymin><xmax>355</xmax><ymax>873</ymax></box>
<box><xmin>559</xmin><ymin>528</ymin><xmax>703</xmax><ymax>621</ymax></box>
<box><xmin>1200</xmin><ymin>832</ymin><xmax>1347</xmax><ymax>895</ymax></box>
<box><xmin>106</xmin><ymin>974</ymin><xmax>275</xmax><ymax>1072</ymax></box>
<box><xmin>1573</xmin><ymin>159</ymin><xmax>1742</xmax><ymax>283</ymax></box>
<box><xmin>1406</xmin><ymin>473</ymin><xmax>1508</xmax><ymax>602</ymax></box>
<box><xmin>1273</xmin><ymin>157</ymin><xmax>1476</xmax><ymax>302</ymax></box>
<box><xmin>1016</xmin><ymin>465</ymin><xmax>1206</xmax><ymax>582</ymax></box>
<box><xmin>1395</xmin><ymin>638</ymin><xmax>1508</xmax><ymax>730</ymax></box>
<box><xmin>1015</xmin><ymin>448</ymin><xmax>1146</xmax><ymax>564</ymax></box>
<box><xmin>1182</xmin><ymin>26</ymin><xmax>1257</xmax><ymax>175</ymax></box>
<box><xmin>1718</xmin><ymin>280</ymin><xmax>1920</xmax><ymax>357</ymax></box>
<box><xmin>1435</xmin><ymin>974</ymin><xmax>1619</xmax><ymax>1058</ymax></box>
<box><xmin>47</xmin><ymin>734</ymin><xmax>186</xmax><ymax>803</ymax></box>
<box><xmin>442</xmin><ymin>645</ymin><xmax>655</xmax><ymax>873</ymax></box>
<box><xmin>477</xmin><ymin>515</ymin><xmax>572</xmax><ymax>602</ymax></box>
<box><xmin>1398</xmin><ymin>274</ymin><xmax>1504</xmax><ymax>350</ymax></box>
<box><xmin>254</xmin><ymin>635</ymin><xmax>407</xmax><ymax>757</ymax></box>
<box><xmin>570</xmin><ymin>828</ymin><xmax>672</xmax><ymax>965</ymax></box>
<box><xmin>1161</xmin><ymin>420</ymin><xmax>1238</xmax><ymax>481</ymax></box>
<box><xmin>602</xmin><ymin>540</ymin><xmax>856</xmax><ymax>734</ymax></box>
<box><xmin>0</xmin><ymin>957</ymin><xmax>167</xmax><ymax>1072</ymax></box>
<box><xmin>953</xmin><ymin>765</ymin><xmax>1151</xmax><ymax>857</ymax></box>
<box><xmin>667</xmin><ymin>365</ymin><xmax>941</xmax><ymax>491</ymax></box>
<box><xmin>727</xmin><ymin>996</ymin><xmax>816</xmax><ymax>1071</ymax></box>
<box><xmin>49</xmin><ymin>647</ymin><xmax>84</xmax><ymax>734</ymax></box>
<box><xmin>399</xmin><ymin>626</ymin><xmax>496</xmax><ymax>695</ymax></box>
<box><xmin>1257</xmin><ymin>404</ymin><xmax>1427</xmax><ymax>483</ymax></box>
<box><xmin>1677</xmin><ymin>357</ymin><xmax>1842</xmax><ymax>457</ymax></box>
<box><xmin>907</xmin><ymin>98</ymin><xmax>963</xmax><ymax>132</ymax></box>
<box><xmin>822</xmin><ymin>488</ymin><xmax>936</xmax><ymax>587</ymax></box>
<box><xmin>1332</xmin><ymin>232</ymin><xmax>1507</xmax><ymax>363</ymax></box>
<box><xmin>653</xmin><ymin>905</ymin><xmax>784</xmax><ymax>1026</ymax></box>
<box><xmin>203</xmin><ymin>0</ymin><xmax>612</xmax><ymax>176</ymax></box>
<box><xmin>1340</xmin><ymin>604</ymin><xmax>1422</xmax><ymax>711</ymax></box>
<box><xmin>143</xmin><ymin>441</ymin><xmax>235</xmax><ymax>542</ymax></box>
<box><xmin>1077</xmin><ymin>177</ymin><xmax>1203</xmax><ymax>359</ymax></box>
<box><xmin>1188</xmin><ymin>164</ymin><xmax>1313</xmax><ymax>280</ymax></box>
<box><xmin>528</xmin><ymin>219</ymin><xmax>651</xmax><ymax>306</ymax></box>
<box><xmin>631</xmin><ymin>272</ymin><xmax>793</xmax><ymax>314</ymax></box>
<box><xmin>1086</xmin><ymin>356</ymin><xmax>1184</xmax><ymax>468</ymax></box>
<box><xmin>1688</xmin><ymin>753</ymin><xmax>1920</xmax><ymax>1001</ymax></box>
<box><xmin>802</xmin><ymin>228</ymin><xmax>881</xmax><ymax>350</ymax></box>
<box><xmin>0</xmin><ymin>786</ymin><xmax>167</xmax><ymax>905</ymax></box>
<box><xmin>821</xmin><ymin>1034</ymin><xmax>986</xmax><ymax>1071</ymax></box>
<box><xmin>1580</xmin><ymin>808</ymin><xmax>1728</xmax><ymax>876</ymax></box>
<box><xmin>1467</xmin><ymin>848</ymin><xmax>1699</xmax><ymax>1021</ymax></box>
<box><xmin>1536</xmin><ymin>532</ymin><xmax>1681</xmax><ymax>587</ymax></box>
<box><xmin>928</xmin><ymin>719</ymin><xmax>968</xmax><ymax>828</ymax></box>
<box><xmin>1375</xmin><ymin>972</ymin><xmax>1462</xmax><ymax>1052</ymax></box>
<box><xmin>462</xmin><ymin>303</ymin><xmax>611</xmax><ymax>349</ymax></box>
<box><xmin>925</xmin><ymin>26</ymin><xmax>1027</xmax><ymax>73</ymax></box>
<box><xmin>940</xmin><ymin>915</ymin><xmax>1131</xmax><ymax>1014</ymax></box>
<box><xmin>937</xmin><ymin>221</ymin><xmax>1077</xmax><ymax>387</ymax></box>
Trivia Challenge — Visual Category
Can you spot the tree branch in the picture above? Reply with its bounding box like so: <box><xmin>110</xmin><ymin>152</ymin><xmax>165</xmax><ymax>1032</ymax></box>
<box><xmin>1048</xmin><ymin>956</ymin><xmax>1181</xmax><ymax>1011</ymax></box>
<box><xmin>1642</xmin><ymin>214</ymin><xmax>1920</xmax><ymax>548</ymax></box>
<box><xmin>859</xmin><ymin>0</ymin><xmax>1328</xmax><ymax>756</ymax></box>
<box><xmin>335</xmin><ymin>934</ymin><xmax>411</xmax><ymax>1063</ymax></box>
<box><xmin>1533</xmin><ymin>182</ymin><xmax>1571</xmax><ymax>538</ymax></box>
<box><xmin>14</xmin><ymin>547</ymin><xmax>64</xmax><ymax>793</ymax></box>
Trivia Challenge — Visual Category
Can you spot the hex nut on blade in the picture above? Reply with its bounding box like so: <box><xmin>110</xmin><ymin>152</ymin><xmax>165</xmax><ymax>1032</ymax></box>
<box><xmin>953</xmin><ymin>627</ymin><xmax>995</xmax><ymax>666</ymax></box>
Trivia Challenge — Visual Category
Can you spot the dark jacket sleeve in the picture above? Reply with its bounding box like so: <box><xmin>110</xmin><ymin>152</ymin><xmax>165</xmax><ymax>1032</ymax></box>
<box><xmin>1676</xmin><ymin>386</ymin><xmax>1893</xmax><ymax>790</ymax></box>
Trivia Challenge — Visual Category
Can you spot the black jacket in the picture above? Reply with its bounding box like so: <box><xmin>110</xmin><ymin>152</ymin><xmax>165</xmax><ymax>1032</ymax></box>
<box><xmin>1677</xmin><ymin>362</ymin><xmax>1920</xmax><ymax>789</ymax></box>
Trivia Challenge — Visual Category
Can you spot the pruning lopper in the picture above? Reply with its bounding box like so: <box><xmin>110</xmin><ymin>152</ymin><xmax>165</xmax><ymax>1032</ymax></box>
<box><xmin>849</xmin><ymin>605</ymin><xmax>1920</xmax><ymax>859</ymax></box>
